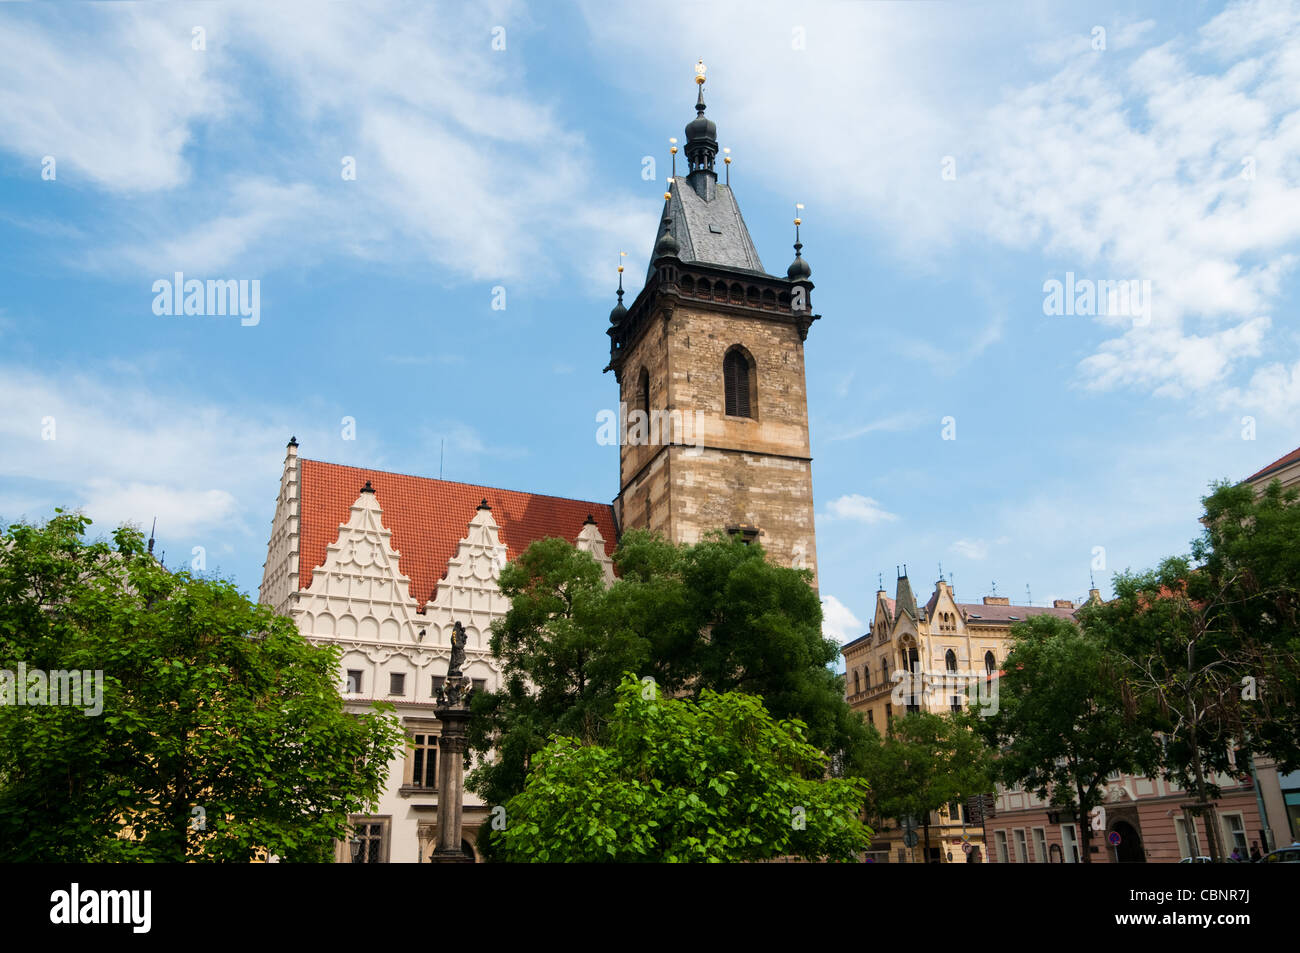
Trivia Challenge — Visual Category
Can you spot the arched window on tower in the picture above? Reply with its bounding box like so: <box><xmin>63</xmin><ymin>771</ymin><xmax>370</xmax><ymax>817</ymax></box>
<box><xmin>636</xmin><ymin>367</ymin><xmax>650</xmax><ymax>419</ymax></box>
<box><xmin>723</xmin><ymin>346</ymin><xmax>754</xmax><ymax>418</ymax></box>
<box><xmin>946</xmin><ymin>649</ymin><xmax>958</xmax><ymax>672</ymax></box>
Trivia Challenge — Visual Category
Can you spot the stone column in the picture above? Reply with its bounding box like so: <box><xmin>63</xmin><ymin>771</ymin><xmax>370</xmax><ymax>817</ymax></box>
<box><xmin>430</xmin><ymin>705</ymin><xmax>472</xmax><ymax>863</ymax></box>
<box><xmin>430</xmin><ymin>619</ymin><xmax>474</xmax><ymax>864</ymax></box>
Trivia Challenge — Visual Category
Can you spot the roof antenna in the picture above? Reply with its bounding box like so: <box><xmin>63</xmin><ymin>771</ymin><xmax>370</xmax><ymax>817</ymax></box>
<box><xmin>991</xmin><ymin>580</ymin><xmax>998</xmax><ymax>596</ymax></box>
<box><xmin>147</xmin><ymin>517</ymin><xmax>157</xmax><ymax>557</ymax></box>
<box><xmin>878</xmin><ymin>571</ymin><xmax>883</xmax><ymax>590</ymax></box>
<box><xmin>1026</xmin><ymin>583</ymin><xmax>1032</xmax><ymax>605</ymax></box>
<box><xmin>439</xmin><ymin>439</ymin><xmax>444</xmax><ymax>481</ymax></box>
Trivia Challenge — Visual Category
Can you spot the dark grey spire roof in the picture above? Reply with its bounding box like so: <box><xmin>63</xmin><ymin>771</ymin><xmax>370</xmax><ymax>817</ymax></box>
<box><xmin>895</xmin><ymin>574</ymin><xmax>918</xmax><ymax>621</ymax></box>
<box><xmin>647</xmin><ymin>175</ymin><xmax>765</xmax><ymax>279</ymax></box>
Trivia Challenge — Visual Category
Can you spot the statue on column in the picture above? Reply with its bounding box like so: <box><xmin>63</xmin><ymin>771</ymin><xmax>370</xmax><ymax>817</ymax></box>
<box><xmin>435</xmin><ymin>621</ymin><xmax>473</xmax><ymax>708</ymax></box>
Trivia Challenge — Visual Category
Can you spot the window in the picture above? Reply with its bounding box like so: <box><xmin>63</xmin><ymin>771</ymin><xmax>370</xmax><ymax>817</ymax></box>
<box><xmin>723</xmin><ymin>346</ymin><xmax>753</xmax><ymax>418</ymax></box>
<box><xmin>950</xmin><ymin>694</ymin><xmax>962</xmax><ymax>713</ymax></box>
<box><xmin>1222</xmin><ymin>813</ymin><xmax>1247</xmax><ymax>855</ymax></box>
<box><xmin>884</xmin><ymin>702</ymin><xmax>892</xmax><ymax>724</ymax></box>
<box><xmin>1061</xmin><ymin>823</ymin><xmax>1080</xmax><ymax>863</ymax></box>
<box><xmin>431</xmin><ymin>675</ymin><xmax>445</xmax><ymax>696</ymax></box>
<box><xmin>472</xmin><ymin>678</ymin><xmax>486</xmax><ymax>695</ymax></box>
<box><xmin>389</xmin><ymin>673</ymin><xmax>405</xmax><ymax>696</ymax></box>
<box><xmin>866</xmin><ymin>710</ymin><xmax>874</xmax><ymax>728</ymax></box>
<box><xmin>853</xmin><ymin>669</ymin><xmax>860</xmax><ymax>695</ymax></box>
<box><xmin>881</xmin><ymin>659</ymin><xmax>889</xmax><ymax>684</ymax></box>
<box><xmin>344</xmin><ymin>817</ymin><xmax>389</xmax><ymax>863</ymax></box>
<box><xmin>984</xmin><ymin>650</ymin><xmax>996</xmax><ymax>674</ymax></box>
<box><xmin>948</xmin><ymin>800</ymin><xmax>962</xmax><ymax>824</ymax></box>
<box><xmin>945</xmin><ymin>649</ymin><xmax>957</xmax><ymax>672</ymax></box>
<box><xmin>1174</xmin><ymin>817</ymin><xmax>1198</xmax><ymax>859</ymax></box>
<box><xmin>409</xmin><ymin>733</ymin><xmax>438</xmax><ymax>790</ymax></box>
<box><xmin>995</xmin><ymin>830</ymin><xmax>1010</xmax><ymax>864</ymax></box>
<box><xmin>1014</xmin><ymin>829</ymin><xmax>1029</xmax><ymax>864</ymax></box>
<box><xmin>1033</xmin><ymin>827</ymin><xmax>1048</xmax><ymax>863</ymax></box>
<box><xmin>345</xmin><ymin>670</ymin><xmax>363</xmax><ymax>694</ymax></box>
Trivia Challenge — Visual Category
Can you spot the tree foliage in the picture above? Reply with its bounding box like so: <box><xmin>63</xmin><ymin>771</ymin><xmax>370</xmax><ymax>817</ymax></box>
<box><xmin>493</xmin><ymin>675</ymin><xmax>871</xmax><ymax>862</ymax></box>
<box><xmin>859</xmin><ymin>709</ymin><xmax>993</xmax><ymax>855</ymax></box>
<box><xmin>974</xmin><ymin>613</ymin><xmax>1159</xmax><ymax>862</ymax></box>
<box><xmin>0</xmin><ymin>512</ymin><xmax>404</xmax><ymax>861</ymax></box>
<box><xmin>467</xmin><ymin>529</ymin><xmax>871</xmax><ymax>849</ymax></box>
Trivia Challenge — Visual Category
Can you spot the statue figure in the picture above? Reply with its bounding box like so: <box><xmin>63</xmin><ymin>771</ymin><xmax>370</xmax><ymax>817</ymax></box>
<box><xmin>447</xmin><ymin>620</ymin><xmax>467</xmax><ymax>677</ymax></box>
<box><xmin>436</xmin><ymin>621</ymin><xmax>473</xmax><ymax>709</ymax></box>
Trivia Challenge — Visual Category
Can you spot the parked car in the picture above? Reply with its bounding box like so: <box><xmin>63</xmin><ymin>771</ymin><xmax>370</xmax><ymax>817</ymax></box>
<box><xmin>1260</xmin><ymin>846</ymin><xmax>1300</xmax><ymax>863</ymax></box>
<box><xmin>1178</xmin><ymin>856</ymin><xmax>1214</xmax><ymax>863</ymax></box>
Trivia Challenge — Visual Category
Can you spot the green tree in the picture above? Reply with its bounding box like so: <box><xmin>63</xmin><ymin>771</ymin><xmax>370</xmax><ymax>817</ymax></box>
<box><xmin>1195</xmin><ymin>479</ymin><xmax>1300</xmax><ymax>768</ymax></box>
<box><xmin>860</xmin><ymin>710</ymin><xmax>993</xmax><ymax>862</ymax></box>
<box><xmin>468</xmin><ymin>529</ymin><xmax>871</xmax><ymax>854</ymax></box>
<box><xmin>0</xmin><ymin>512</ymin><xmax>405</xmax><ymax>862</ymax></box>
<box><xmin>493</xmin><ymin>674</ymin><xmax>871</xmax><ymax>862</ymax></box>
<box><xmin>975</xmin><ymin>614</ymin><xmax>1159</xmax><ymax>863</ymax></box>
<box><xmin>1081</xmin><ymin>479</ymin><xmax>1300</xmax><ymax>860</ymax></box>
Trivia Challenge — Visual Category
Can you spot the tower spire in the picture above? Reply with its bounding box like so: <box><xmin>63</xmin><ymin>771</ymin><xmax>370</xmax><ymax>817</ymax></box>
<box><xmin>788</xmin><ymin>203</ymin><xmax>811</xmax><ymax>280</ymax></box>
<box><xmin>609</xmin><ymin>252</ymin><xmax>628</xmax><ymax>325</ymax></box>
<box><xmin>684</xmin><ymin>59</ymin><xmax>718</xmax><ymax>177</ymax></box>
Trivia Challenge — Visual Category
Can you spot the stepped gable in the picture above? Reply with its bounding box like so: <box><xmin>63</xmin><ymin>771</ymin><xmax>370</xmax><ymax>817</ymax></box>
<box><xmin>298</xmin><ymin>458</ymin><xmax>617</xmax><ymax>609</ymax></box>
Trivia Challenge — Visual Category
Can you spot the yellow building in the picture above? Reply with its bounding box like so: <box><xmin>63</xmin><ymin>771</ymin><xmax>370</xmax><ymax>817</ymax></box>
<box><xmin>842</xmin><ymin>571</ymin><xmax>1093</xmax><ymax>862</ymax></box>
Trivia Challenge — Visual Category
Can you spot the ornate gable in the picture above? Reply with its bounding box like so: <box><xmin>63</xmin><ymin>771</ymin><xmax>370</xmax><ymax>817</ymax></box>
<box><xmin>296</xmin><ymin>483</ymin><xmax>422</xmax><ymax>649</ymax></box>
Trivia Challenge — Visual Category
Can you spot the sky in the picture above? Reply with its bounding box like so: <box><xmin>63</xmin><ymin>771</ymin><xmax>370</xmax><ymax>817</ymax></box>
<box><xmin>1</xmin><ymin>0</ymin><xmax>1298</xmax><ymax>651</ymax></box>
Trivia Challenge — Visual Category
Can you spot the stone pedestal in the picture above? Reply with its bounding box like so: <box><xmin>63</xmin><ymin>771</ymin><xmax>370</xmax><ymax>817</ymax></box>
<box><xmin>430</xmin><ymin>704</ymin><xmax>472</xmax><ymax>863</ymax></box>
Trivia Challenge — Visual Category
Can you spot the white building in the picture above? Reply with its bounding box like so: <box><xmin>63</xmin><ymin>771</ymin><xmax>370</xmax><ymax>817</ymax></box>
<box><xmin>258</xmin><ymin>439</ymin><xmax>615</xmax><ymax>862</ymax></box>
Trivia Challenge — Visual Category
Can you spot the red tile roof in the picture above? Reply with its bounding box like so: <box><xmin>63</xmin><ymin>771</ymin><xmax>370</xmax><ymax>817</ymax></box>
<box><xmin>298</xmin><ymin>459</ymin><xmax>617</xmax><ymax>609</ymax></box>
<box><xmin>1245</xmin><ymin>444</ymin><xmax>1300</xmax><ymax>484</ymax></box>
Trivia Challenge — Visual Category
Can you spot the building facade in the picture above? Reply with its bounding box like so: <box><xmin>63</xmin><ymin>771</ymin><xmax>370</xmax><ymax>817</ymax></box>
<box><xmin>842</xmin><ymin>572</ymin><xmax>1087</xmax><ymax>862</ymax></box>
<box><xmin>258</xmin><ymin>69</ymin><xmax>824</xmax><ymax>862</ymax></box>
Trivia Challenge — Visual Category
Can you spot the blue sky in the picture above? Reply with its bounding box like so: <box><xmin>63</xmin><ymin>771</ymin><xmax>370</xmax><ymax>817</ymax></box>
<box><xmin>2</xmin><ymin>1</ymin><xmax>1299</xmax><ymax>649</ymax></box>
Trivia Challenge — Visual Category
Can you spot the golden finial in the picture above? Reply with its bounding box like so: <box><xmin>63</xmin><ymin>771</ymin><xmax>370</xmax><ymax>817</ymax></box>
<box><xmin>794</xmin><ymin>202</ymin><xmax>804</xmax><ymax>226</ymax></box>
<box><xmin>669</xmin><ymin>137</ymin><xmax>678</xmax><ymax>155</ymax></box>
<box><xmin>618</xmin><ymin>251</ymin><xmax>626</xmax><ymax>274</ymax></box>
<box><xmin>695</xmin><ymin>59</ymin><xmax>707</xmax><ymax>85</ymax></box>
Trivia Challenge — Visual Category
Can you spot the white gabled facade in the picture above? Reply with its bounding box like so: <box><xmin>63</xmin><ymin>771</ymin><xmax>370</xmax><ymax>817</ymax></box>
<box><xmin>258</xmin><ymin>440</ymin><xmax>614</xmax><ymax>862</ymax></box>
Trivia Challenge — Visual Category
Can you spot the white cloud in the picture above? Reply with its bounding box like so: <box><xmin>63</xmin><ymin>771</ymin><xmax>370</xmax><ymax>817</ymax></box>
<box><xmin>0</xmin><ymin>9</ymin><xmax>229</xmax><ymax>191</ymax></box>
<box><xmin>821</xmin><ymin>594</ymin><xmax>864</xmax><ymax>645</ymax></box>
<box><xmin>0</xmin><ymin>1</ymin><xmax>656</xmax><ymax>292</ymax></box>
<box><xmin>0</xmin><ymin>366</ymin><xmax>291</xmax><ymax>539</ymax></box>
<box><xmin>950</xmin><ymin>538</ymin><xmax>990</xmax><ymax>561</ymax></box>
<box><xmin>821</xmin><ymin>494</ymin><xmax>898</xmax><ymax>525</ymax></box>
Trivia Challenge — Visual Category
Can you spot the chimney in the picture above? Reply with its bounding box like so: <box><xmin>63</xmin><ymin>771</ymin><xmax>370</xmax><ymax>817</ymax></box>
<box><xmin>983</xmin><ymin>595</ymin><xmax>1010</xmax><ymax>606</ymax></box>
<box><xmin>1088</xmin><ymin>588</ymin><xmax>1102</xmax><ymax>604</ymax></box>
<box><xmin>1053</xmin><ymin>599</ymin><xmax>1075</xmax><ymax>609</ymax></box>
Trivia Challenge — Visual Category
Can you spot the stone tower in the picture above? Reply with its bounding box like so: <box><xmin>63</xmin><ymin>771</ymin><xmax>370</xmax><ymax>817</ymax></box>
<box><xmin>606</xmin><ymin>64</ymin><xmax>821</xmax><ymax>587</ymax></box>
